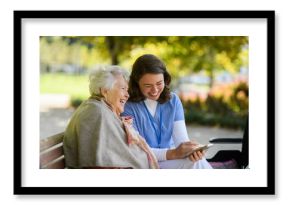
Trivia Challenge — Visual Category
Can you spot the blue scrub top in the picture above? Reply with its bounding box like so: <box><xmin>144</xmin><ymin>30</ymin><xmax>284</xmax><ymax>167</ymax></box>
<box><xmin>121</xmin><ymin>92</ymin><xmax>185</xmax><ymax>148</ymax></box>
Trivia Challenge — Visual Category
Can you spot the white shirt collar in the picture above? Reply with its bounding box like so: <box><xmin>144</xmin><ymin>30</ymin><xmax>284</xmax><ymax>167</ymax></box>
<box><xmin>144</xmin><ymin>98</ymin><xmax>158</xmax><ymax>116</ymax></box>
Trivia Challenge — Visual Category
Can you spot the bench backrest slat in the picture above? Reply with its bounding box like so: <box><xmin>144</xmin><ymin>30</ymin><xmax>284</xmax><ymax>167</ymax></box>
<box><xmin>40</xmin><ymin>133</ymin><xmax>64</xmax><ymax>152</ymax></box>
<box><xmin>40</xmin><ymin>145</ymin><xmax>64</xmax><ymax>167</ymax></box>
<box><xmin>40</xmin><ymin>132</ymin><xmax>65</xmax><ymax>169</ymax></box>
<box><xmin>42</xmin><ymin>156</ymin><xmax>65</xmax><ymax>169</ymax></box>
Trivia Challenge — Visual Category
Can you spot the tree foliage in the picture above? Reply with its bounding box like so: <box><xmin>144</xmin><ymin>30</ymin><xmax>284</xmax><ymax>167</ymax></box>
<box><xmin>40</xmin><ymin>36</ymin><xmax>248</xmax><ymax>85</ymax></box>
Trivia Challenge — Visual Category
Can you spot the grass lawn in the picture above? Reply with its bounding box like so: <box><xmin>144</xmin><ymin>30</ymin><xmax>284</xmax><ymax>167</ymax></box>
<box><xmin>40</xmin><ymin>73</ymin><xmax>90</xmax><ymax>100</ymax></box>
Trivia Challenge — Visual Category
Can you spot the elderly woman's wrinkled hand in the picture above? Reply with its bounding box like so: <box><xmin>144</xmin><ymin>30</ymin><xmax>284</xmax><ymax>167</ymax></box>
<box><xmin>122</xmin><ymin>116</ymin><xmax>133</xmax><ymax>125</ymax></box>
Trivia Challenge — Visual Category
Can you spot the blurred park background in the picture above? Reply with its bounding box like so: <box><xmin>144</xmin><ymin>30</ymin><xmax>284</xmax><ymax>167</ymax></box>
<box><xmin>40</xmin><ymin>36</ymin><xmax>248</xmax><ymax>156</ymax></box>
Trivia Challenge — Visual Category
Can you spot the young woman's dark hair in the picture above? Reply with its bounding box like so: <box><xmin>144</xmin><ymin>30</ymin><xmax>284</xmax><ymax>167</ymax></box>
<box><xmin>128</xmin><ymin>54</ymin><xmax>171</xmax><ymax>103</ymax></box>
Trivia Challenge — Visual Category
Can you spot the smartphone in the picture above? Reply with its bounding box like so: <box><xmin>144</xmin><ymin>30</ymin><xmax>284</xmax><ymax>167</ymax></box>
<box><xmin>191</xmin><ymin>143</ymin><xmax>213</xmax><ymax>153</ymax></box>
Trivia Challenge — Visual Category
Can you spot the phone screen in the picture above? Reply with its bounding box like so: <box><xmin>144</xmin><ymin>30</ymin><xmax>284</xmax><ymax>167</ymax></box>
<box><xmin>192</xmin><ymin>143</ymin><xmax>213</xmax><ymax>152</ymax></box>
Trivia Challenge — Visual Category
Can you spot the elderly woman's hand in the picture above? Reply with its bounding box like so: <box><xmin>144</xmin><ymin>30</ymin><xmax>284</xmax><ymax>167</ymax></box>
<box><xmin>122</xmin><ymin>116</ymin><xmax>133</xmax><ymax>125</ymax></box>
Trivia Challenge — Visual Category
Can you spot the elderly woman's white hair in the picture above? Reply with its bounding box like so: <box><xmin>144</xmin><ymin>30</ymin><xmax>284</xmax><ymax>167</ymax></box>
<box><xmin>89</xmin><ymin>65</ymin><xmax>129</xmax><ymax>96</ymax></box>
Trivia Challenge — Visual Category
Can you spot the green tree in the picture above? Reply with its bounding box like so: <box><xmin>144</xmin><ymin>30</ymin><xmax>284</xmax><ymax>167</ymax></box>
<box><xmin>40</xmin><ymin>36</ymin><xmax>248</xmax><ymax>85</ymax></box>
<box><xmin>160</xmin><ymin>36</ymin><xmax>248</xmax><ymax>87</ymax></box>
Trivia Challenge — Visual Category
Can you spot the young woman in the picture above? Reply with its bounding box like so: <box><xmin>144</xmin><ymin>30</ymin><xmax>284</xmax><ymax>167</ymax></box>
<box><xmin>122</xmin><ymin>54</ymin><xmax>212</xmax><ymax>169</ymax></box>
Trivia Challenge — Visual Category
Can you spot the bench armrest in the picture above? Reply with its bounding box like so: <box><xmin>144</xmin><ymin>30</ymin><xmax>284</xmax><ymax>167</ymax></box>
<box><xmin>209</xmin><ymin>138</ymin><xmax>243</xmax><ymax>144</ymax></box>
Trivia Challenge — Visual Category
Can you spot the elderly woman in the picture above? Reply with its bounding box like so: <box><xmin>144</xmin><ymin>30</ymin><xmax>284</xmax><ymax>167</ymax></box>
<box><xmin>63</xmin><ymin>66</ymin><xmax>158</xmax><ymax>169</ymax></box>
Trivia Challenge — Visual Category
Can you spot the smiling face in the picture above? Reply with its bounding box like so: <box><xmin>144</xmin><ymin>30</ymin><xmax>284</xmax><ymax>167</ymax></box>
<box><xmin>138</xmin><ymin>73</ymin><xmax>165</xmax><ymax>101</ymax></box>
<box><xmin>101</xmin><ymin>75</ymin><xmax>129</xmax><ymax>115</ymax></box>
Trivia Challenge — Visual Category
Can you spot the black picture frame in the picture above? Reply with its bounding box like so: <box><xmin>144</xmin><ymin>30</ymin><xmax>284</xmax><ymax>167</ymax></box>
<box><xmin>14</xmin><ymin>10</ymin><xmax>275</xmax><ymax>195</ymax></box>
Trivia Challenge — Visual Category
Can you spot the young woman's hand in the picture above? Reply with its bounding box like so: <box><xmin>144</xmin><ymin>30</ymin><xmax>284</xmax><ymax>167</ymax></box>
<box><xmin>166</xmin><ymin>141</ymin><xmax>198</xmax><ymax>160</ymax></box>
<box><xmin>188</xmin><ymin>150</ymin><xmax>205</xmax><ymax>162</ymax></box>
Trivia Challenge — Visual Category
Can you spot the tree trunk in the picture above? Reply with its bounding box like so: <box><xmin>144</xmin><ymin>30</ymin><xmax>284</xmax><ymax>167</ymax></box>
<box><xmin>106</xmin><ymin>37</ymin><xmax>119</xmax><ymax>65</ymax></box>
<box><xmin>209</xmin><ymin>70</ymin><xmax>214</xmax><ymax>88</ymax></box>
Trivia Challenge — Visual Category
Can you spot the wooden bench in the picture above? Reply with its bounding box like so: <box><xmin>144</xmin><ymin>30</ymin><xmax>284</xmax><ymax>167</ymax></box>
<box><xmin>40</xmin><ymin>132</ymin><xmax>65</xmax><ymax>169</ymax></box>
<box><xmin>40</xmin><ymin>127</ymin><xmax>248</xmax><ymax>169</ymax></box>
<box><xmin>40</xmin><ymin>132</ymin><xmax>132</xmax><ymax>169</ymax></box>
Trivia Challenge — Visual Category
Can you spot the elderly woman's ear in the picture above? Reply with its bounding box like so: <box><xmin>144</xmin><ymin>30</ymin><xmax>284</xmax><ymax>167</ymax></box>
<box><xmin>100</xmin><ymin>87</ymin><xmax>108</xmax><ymax>98</ymax></box>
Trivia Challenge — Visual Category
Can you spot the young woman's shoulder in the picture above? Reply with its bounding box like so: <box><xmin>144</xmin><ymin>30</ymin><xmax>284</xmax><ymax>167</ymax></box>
<box><xmin>124</xmin><ymin>100</ymin><xmax>143</xmax><ymax>112</ymax></box>
<box><xmin>169</xmin><ymin>92</ymin><xmax>182</xmax><ymax>103</ymax></box>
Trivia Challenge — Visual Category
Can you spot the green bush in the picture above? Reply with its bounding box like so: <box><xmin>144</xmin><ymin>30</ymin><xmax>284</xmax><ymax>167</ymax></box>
<box><xmin>182</xmin><ymin>81</ymin><xmax>248</xmax><ymax>129</ymax></box>
<box><xmin>70</xmin><ymin>97</ymin><xmax>84</xmax><ymax>108</ymax></box>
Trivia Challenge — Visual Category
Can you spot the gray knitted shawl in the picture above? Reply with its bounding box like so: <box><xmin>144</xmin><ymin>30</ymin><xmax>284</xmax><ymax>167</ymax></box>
<box><xmin>63</xmin><ymin>98</ymin><xmax>150</xmax><ymax>169</ymax></box>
